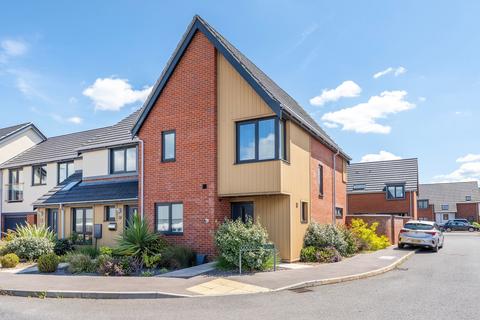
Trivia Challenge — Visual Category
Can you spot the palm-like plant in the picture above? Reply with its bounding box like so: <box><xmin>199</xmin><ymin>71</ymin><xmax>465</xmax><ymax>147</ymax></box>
<box><xmin>13</xmin><ymin>223</ymin><xmax>55</xmax><ymax>241</ymax></box>
<box><xmin>116</xmin><ymin>214</ymin><xmax>163</xmax><ymax>257</ymax></box>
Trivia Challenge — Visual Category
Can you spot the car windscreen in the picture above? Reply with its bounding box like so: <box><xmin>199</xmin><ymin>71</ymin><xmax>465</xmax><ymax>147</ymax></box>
<box><xmin>404</xmin><ymin>223</ymin><xmax>434</xmax><ymax>230</ymax></box>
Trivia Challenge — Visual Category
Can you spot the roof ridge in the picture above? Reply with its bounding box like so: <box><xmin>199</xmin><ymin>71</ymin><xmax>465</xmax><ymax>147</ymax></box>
<box><xmin>350</xmin><ymin>158</ymin><xmax>418</xmax><ymax>165</ymax></box>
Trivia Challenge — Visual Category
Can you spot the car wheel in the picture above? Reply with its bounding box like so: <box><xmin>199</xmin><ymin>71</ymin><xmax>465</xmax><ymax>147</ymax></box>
<box><xmin>439</xmin><ymin>241</ymin><xmax>444</xmax><ymax>249</ymax></box>
<box><xmin>468</xmin><ymin>227</ymin><xmax>474</xmax><ymax>232</ymax></box>
<box><xmin>446</xmin><ymin>228</ymin><xmax>452</xmax><ymax>232</ymax></box>
<box><xmin>398</xmin><ymin>243</ymin><xmax>405</xmax><ymax>249</ymax></box>
<box><xmin>432</xmin><ymin>244</ymin><xmax>439</xmax><ymax>252</ymax></box>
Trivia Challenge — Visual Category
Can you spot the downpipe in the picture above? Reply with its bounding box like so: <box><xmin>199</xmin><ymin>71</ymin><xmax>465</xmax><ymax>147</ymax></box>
<box><xmin>332</xmin><ymin>148</ymin><xmax>340</xmax><ymax>225</ymax></box>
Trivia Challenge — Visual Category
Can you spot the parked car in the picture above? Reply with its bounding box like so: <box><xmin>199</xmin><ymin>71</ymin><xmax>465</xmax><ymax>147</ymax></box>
<box><xmin>398</xmin><ymin>220</ymin><xmax>444</xmax><ymax>252</ymax></box>
<box><xmin>441</xmin><ymin>220</ymin><xmax>478</xmax><ymax>232</ymax></box>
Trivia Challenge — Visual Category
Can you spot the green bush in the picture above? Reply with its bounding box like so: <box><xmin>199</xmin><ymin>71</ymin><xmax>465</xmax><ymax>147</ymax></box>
<box><xmin>142</xmin><ymin>253</ymin><xmax>162</xmax><ymax>269</ymax></box>
<box><xmin>315</xmin><ymin>246</ymin><xmax>342</xmax><ymax>263</ymax></box>
<box><xmin>67</xmin><ymin>253</ymin><xmax>96</xmax><ymax>274</ymax></box>
<box><xmin>472</xmin><ymin>222</ymin><xmax>480</xmax><ymax>229</ymax></box>
<box><xmin>99</xmin><ymin>246</ymin><xmax>113</xmax><ymax>256</ymax></box>
<box><xmin>0</xmin><ymin>245</ymin><xmax>7</xmax><ymax>256</ymax></box>
<box><xmin>1</xmin><ymin>253</ymin><xmax>20</xmax><ymax>268</ymax></box>
<box><xmin>300</xmin><ymin>246</ymin><xmax>318</xmax><ymax>262</ymax></box>
<box><xmin>75</xmin><ymin>246</ymin><xmax>99</xmax><ymax>258</ymax></box>
<box><xmin>12</xmin><ymin>223</ymin><xmax>55</xmax><ymax>241</ymax></box>
<box><xmin>54</xmin><ymin>239</ymin><xmax>74</xmax><ymax>256</ymax></box>
<box><xmin>214</xmin><ymin>219</ymin><xmax>271</xmax><ymax>271</ymax></box>
<box><xmin>37</xmin><ymin>253</ymin><xmax>59</xmax><ymax>273</ymax></box>
<box><xmin>5</xmin><ymin>237</ymin><xmax>54</xmax><ymax>261</ymax></box>
<box><xmin>97</xmin><ymin>254</ymin><xmax>141</xmax><ymax>276</ymax></box>
<box><xmin>339</xmin><ymin>226</ymin><xmax>359</xmax><ymax>256</ymax></box>
<box><xmin>159</xmin><ymin>246</ymin><xmax>195</xmax><ymax>269</ymax></box>
<box><xmin>303</xmin><ymin>223</ymin><xmax>349</xmax><ymax>256</ymax></box>
<box><xmin>350</xmin><ymin>219</ymin><xmax>390</xmax><ymax>251</ymax></box>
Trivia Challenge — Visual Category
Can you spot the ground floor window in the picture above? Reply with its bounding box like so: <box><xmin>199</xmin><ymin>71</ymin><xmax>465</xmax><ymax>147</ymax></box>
<box><xmin>335</xmin><ymin>207</ymin><xmax>343</xmax><ymax>219</ymax></box>
<box><xmin>443</xmin><ymin>213</ymin><xmax>449</xmax><ymax>221</ymax></box>
<box><xmin>47</xmin><ymin>208</ymin><xmax>58</xmax><ymax>234</ymax></box>
<box><xmin>231</xmin><ymin>202</ymin><xmax>254</xmax><ymax>223</ymax></box>
<box><xmin>104</xmin><ymin>206</ymin><xmax>116</xmax><ymax>222</ymax></box>
<box><xmin>72</xmin><ymin>208</ymin><xmax>93</xmax><ymax>244</ymax></box>
<box><xmin>155</xmin><ymin>203</ymin><xmax>183</xmax><ymax>234</ymax></box>
<box><xmin>301</xmin><ymin>201</ymin><xmax>308</xmax><ymax>223</ymax></box>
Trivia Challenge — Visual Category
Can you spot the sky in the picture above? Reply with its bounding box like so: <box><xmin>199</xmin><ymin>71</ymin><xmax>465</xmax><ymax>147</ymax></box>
<box><xmin>0</xmin><ymin>1</ymin><xmax>479</xmax><ymax>184</ymax></box>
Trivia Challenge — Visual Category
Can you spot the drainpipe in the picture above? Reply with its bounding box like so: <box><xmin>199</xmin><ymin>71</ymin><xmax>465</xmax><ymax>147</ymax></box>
<box><xmin>0</xmin><ymin>172</ymin><xmax>3</xmax><ymax>235</ymax></box>
<box><xmin>332</xmin><ymin>148</ymin><xmax>340</xmax><ymax>225</ymax></box>
<box><xmin>60</xmin><ymin>203</ymin><xmax>64</xmax><ymax>238</ymax></box>
<box><xmin>139</xmin><ymin>139</ymin><xmax>145</xmax><ymax>220</ymax></box>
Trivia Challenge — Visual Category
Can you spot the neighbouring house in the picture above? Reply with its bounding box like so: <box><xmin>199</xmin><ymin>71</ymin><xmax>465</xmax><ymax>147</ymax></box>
<box><xmin>131</xmin><ymin>15</ymin><xmax>350</xmax><ymax>262</ymax></box>
<box><xmin>347</xmin><ymin>158</ymin><xmax>419</xmax><ymax>219</ymax></box>
<box><xmin>0</xmin><ymin>111</ymin><xmax>141</xmax><ymax>247</ymax></box>
<box><xmin>0</xmin><ymin>123</ymin><xmax>46</xmax><ymax>233</ymax></box>
<box><xmin>418</xmin><ymin>181</ymin><xmax>480</xmax><ymax>223</ymax></box>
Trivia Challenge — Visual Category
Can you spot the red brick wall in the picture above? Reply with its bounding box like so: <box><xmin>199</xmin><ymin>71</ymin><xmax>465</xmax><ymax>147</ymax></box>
<box><xmin>456</xmin><ymin>203</ymin><xmax>479</xmax><ymax>222</ymax></box>
<box><xmin>347</xmin><ymin>191</ymin><xmax>416</xmax><ymax>218</ymax></box>
<box><xmin>138</xmin><ymin>31</ymin><xmax>229</xmax><ymax>257</ymax></box>
<box><xmin>418</xmin><ymin>205</ymin><xmax>435</xmax><ymax>221</ymax></box>
<box><xmin>310</xmin><ymin>138</ymin><xmax>347</xmax><ymax>225</ymax></box>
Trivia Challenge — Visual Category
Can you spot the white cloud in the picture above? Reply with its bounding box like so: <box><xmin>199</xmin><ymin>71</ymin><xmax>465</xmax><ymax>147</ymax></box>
<box><xmin>83</xmin><ymin>77</ymin><xmax>152</xmax><ymax>111</ymax></box>
<box><xmin>373</xmin><ymin>66</ymin><xmax>407</xmax><ymax>79</ymax></box>
<box><xmin>432</xmin><ymin>162</ymin><xmax>480</xmax><ymax>183</ymax></box>
<box><xmin>309</xmin><ymin>80</ymin><xmax>361</xmax><ymax>106</ymax></box>
<box><xmin>323</xmin><ymin>122</ymin><xmax>339</xmax><ymax>128</ymax></box>
<box><xmin>67</xmin><ymin>116</ymin><xmax>83</xmax><ymax>124</ymax></box>
<box><xmin>321</xmin><ymin>90</ymin><xmax>415</xmax><ymax>134</ymax></box>
<box><xmin>457</xmin><ymin>154</ymin><xmax>480</xmax><ymax>163</ymax></box>
<box><xmin>360</xmin><ymin>151</ymin><xmax>402</xmax><ymax>163</ymax></box>
<box><xmin>418</xmin><ymin>96</ymin><xmax>426</xmax><ymax>102</ymax></box>
<box><xmin>1</xmin><ymin>39</ymin><xmax>28</xmax><ymax>56</ymax></box>
<box><xmin>50</xmin><ymin>114</ymin><xmax>83</xmax><ymax>125</ymax></box>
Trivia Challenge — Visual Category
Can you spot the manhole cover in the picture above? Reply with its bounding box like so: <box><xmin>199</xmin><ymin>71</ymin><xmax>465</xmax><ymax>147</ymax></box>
<box><xmin>289</xmin><ymin>287</ymin><xmax>313</xmax><ymax>293</ymax></box>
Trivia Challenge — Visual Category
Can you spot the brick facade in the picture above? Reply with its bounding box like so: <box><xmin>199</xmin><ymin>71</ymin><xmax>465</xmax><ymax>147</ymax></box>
<box><xmin>310</xmin><ymin>137</ymin><xmax>347</xmax><ymax>224</ymax></box>
<box><xmin>347</xmin><ymin>191</ymin><xmax>417</xmax><ymax>219</ymax></box>
<box><xmin>418</xmin><ymin>204</ymin><xmax>435</xmax><ymax>221</ymax></box>
<box><xmin>138</xmin><ymin>31</ymin><xmax>229</xmax><ymax>256</ymax></box>
<box><xmin>345</xmin><ymin>214</ymin><xmax>408</xmax><ymax>244</ymax></box>
<box><xmin>456</xmin><ymin>202</ymin><xmax>479</xmax><ymax>222</ymax></box>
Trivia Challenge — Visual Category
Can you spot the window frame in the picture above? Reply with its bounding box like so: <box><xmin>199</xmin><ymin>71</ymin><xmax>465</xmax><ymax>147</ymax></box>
<box><xmin>441</xmin><ymin>204</ymin><xmax>449</xmax><ymax>211</ymax></box>
<box><xmin>104</xmin><ymin>206</ymin><xmax>116</xmax><ymax>222</ymax></box>
<box><xmin>72</xmin><ymin>207</ymin><xmax>93</xmax><ymax>245</ymax></box>
<box><xmin>235</xmin><ymin>116</ymin><xmax>286</xmax><ymax>164</ymax></box>
<box><xmin>110</xmin><ymin>146</ymin><xmax>138</xmax><ymax>174</ymax></box>
<box><xmin>32</xmin><ymin>164</ymin><xmax>47</xmax><ymax>186</ymax></box>
<box><xmin>465</xmin><ymin>195</ymin><xmax>472</xmax><ymax>201</ymax></box>
<box><xmin>385</xmin><ymin>184</ymin><xmax>406</xmax><ymax>200</ymax></box>
<box><xmin>335</xmin><ymin>207</ymin><xmax>344</xmax><ymax>219</ymax></box>
<box><xmin>57</xmin><ymin>161</ymin><xmax>74</xmax><ymax>184</ymax></box>
<box><xmin>161</xmin><ymin>130</ymin><xmax>176</xmax><ymax>162</ymax></box>
<box><xmin>155</xmin><ymin>202</ymin><xmax>184</xmax><ymax>235</ymax></box>
<box><xmin>353</xmin><ymin>184</ymin><xmax>366</xmax><ymax>191</ymax></box>
<box><xmin>7</xmin><ymin>168</ymin><xmax>23</xmax><ymax>202</ymax></box>
<box><xmin>318</xmin><ymin>164</ymin><xmax>324</xmax><ymax>196</ymax></box>
<box><xmin>300</xmin><ymin>201</ymin><xmax>309</xmax><ymax>224</ymax></box>
<box><xmin>418</xmin><ymin>199</ymin><xmax>429</xmax><ymax>209</ymax></box>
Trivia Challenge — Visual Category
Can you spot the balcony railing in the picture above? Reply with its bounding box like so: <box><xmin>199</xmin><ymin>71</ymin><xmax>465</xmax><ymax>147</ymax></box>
<box><xmin>4</xmin><ymin>183</ymin><xmax>24</xmax><ymax>202</ymax></box>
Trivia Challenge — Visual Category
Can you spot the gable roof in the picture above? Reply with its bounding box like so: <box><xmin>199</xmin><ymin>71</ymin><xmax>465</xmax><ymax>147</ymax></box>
<box><xmin>0</xmin><ymin>122</ymin><xmax>46</xmax><ymax>143</ymax></box>
<box><xmin>131</xmin><ymin>15</ymin><xmax>350</xmax><ymax>161</ymax></box>
<box><xmin>419</xmin><ymin>181</ymin><xmax>480</xmax><ymax>213</ymax></box>
<box><xmin>347</xmin><ymin>158</ymin><xmax>419</xmax><ymax>193</ymax></box>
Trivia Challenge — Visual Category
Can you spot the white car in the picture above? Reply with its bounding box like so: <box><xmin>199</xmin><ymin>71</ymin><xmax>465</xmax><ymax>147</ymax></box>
<box><xmin>398</xmin><ymin>220</ymin><xmax>444</xmax><ymax>252</ymax></box>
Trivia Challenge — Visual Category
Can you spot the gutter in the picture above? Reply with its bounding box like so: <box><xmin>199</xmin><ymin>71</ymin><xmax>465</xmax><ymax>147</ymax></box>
<box><xmin>332</xmin><ymin>148</ymin><xmax>340</xmax><ymax>225</ymax></box>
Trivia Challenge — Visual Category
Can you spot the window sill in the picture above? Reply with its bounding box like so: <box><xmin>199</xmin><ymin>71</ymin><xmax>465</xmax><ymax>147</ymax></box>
<box><xmin>235</xmin><ymin>158</ymin><xmax>280</xmax><ymax>165</ymax></box>
<box><xmin>32</xmin><ymin>184</ymin><xmax>47</xmax><ymax>187</ymax></box>
<box><xmin>161</xmin><ymin>159</ymin><xmax>176</xmax><ymax>163</ymax></box>
<box><xmin>6</xmin><ymin>200</ymin><xmax>23</xmax><ymax>203</ymax></box>
<box><xmin>158</xmin><ymin>232</ymin><xmax>183</xmax><ymax>236</ymax></box>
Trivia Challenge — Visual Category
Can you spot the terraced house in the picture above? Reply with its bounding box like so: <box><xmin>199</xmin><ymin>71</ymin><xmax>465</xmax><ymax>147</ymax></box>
<box><xmin>131</xmin><ymin>16</ymin><xmax>350</xmax><ymax>262</ymax></box>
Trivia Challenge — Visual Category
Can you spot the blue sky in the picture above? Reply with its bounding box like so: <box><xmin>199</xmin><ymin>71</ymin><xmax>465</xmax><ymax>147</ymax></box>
<box><xmin>0</xmin><ymin>1</ymin><xmax>479</xmax><ymax>183</ymax></box>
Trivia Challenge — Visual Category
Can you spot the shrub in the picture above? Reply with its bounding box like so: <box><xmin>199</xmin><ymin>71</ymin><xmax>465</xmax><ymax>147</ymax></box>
<box><xmin>159</xmin><ymin>246</ymin><xmax>195</xmax><ymax>269</ymax></box>
<box><xmin>0</xmin><ymin>245</ymin><xmax>7</xmax><ymax>256</ymax></box>
<box><xmin>67</xmin><ymin>254</ymin><xmax>96</xmax><ymax>274</ymax></box>
<box><xmin>99</xmin><ymin>246</ymin><xmax>113</xmax><ymax>256</ymax></box>
<box><xmin>37</xmin><ymin>253</ymin><xmax>59</xmax><ymax>273</ymax></box>
<box><xmin>350</xmin><ymin>219</ymin><xmax>391</xmax><ymax>251</ymax></box>
<box><xmin>315</xmin><ymin>246</ymin><xmax>342</xmax><ymax>263</ymax></box>
<box><xmin>5</xmin><ymin>237</ymin><xmax>54</xmax><ymax>261</ymax></box>
<box><xmin>303</xmin><ymin>223</ymin><xmax>349</xmax><ymax>256</ymax></box>
<box><xmin>54</xmin><ymin>239</ymin><xmax>74</xmax><ymax>256</ymax></box>
<box><xmin>214</xmin><ymin>219</ymin><xmax>271</xmax><ymax>271</ymax></box>
<box><xmin>75</xmin><ymin>246</ymin><xmax>99</xmax><ymax>258</ymax></box>
<box><xmin>97</xmin><ymin>254</ymin><xmax>141</xmax><ymax>276</ymax></box>
<box><xmin>300</xmin><ymin>246</ymin><xmax>318</xmax><ymax>262</ymax></box>
<box><xmin>116</xmin><ymin>214</ymin><xmax>167</xmax><ymax>258</ymax></box>
<box><xmin>0</xmin><ymin>253</ymin><xmax>20</xmax><ymax>268</ymax></box>
<box><xmin>142</xmin><ymin>253</ymin><xmax>162</xmax><ymax>269</ymax></box>
<box><xmin>339</xmin><ymin>226</ymin><xmax>359</xmax><ymax>256</ymax></box>
<box><xmin>472</xmin><ymin>222</ymin><xmax>480</xmax><ymax>229</ymax></box>
<box><xmin>13</xmin><ymin>223</ymin><xmax>55</xmax><ymax>241</ymax></box>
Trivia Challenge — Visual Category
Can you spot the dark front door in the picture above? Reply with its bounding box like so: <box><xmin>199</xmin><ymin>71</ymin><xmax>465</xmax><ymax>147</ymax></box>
<box><xmin>231</xmin><ymin>202</ymin><xmax>254</xmax><ymax>223</ymax></box>
<box><xmin>4</xmin><ymin>216</ymin><xmax>27</xmax><ymax>232</ymax></box>
<box><xmin>47</xmin><ymin>208</ymin><xmax>58</xmax><ymax>235</ymax></box>
<box><xmin>125</xmin><ymin>206</ymin><xmax>138</xmax><ymax>228</ymax></box>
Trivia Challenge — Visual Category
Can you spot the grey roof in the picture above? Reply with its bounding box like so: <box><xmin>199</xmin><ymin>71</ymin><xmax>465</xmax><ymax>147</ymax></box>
<box><xmin>33</xmin><ymin>171</ymin><xmax>83</xmax><ymax>206</ymax></box>
<box><xmin>347</xmin><ymin>158</ymin><xmax>419</xmax><ymax>193</ymax></box>
<box><xmin>0</xmin><ymin>110</ymin><xmax>141</xmax><ymax>169</ymax></box>
<box><xmin>132</xmin><ymin>15</ymin><xmax>350</xmax><ymax>161</ymax></box>
<box><xmin>419</xmin><ymin>181</ymin><xmax>480</xmax><ymax>213</ymax></box>
<box><xmin>0</xmin><ymin>122</ymin><xmax>46</xmax><ymax>142</ymax></box>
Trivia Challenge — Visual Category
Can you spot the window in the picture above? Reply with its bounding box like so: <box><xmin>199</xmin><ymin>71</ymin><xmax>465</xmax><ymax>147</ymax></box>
<box><xmin>300</xmin><ymin>201</ymin><xmax>308</xmax><ymax>224</ymax></box>
<box><xmin>58</xmin><ymin>161</ymin><xmax>74</xmax><ymax>183</ymax></box>
<box><xmin>353</xmin><ymin>184</ymin><xmax>366</xmax><ymax>191</ymax></box>
<box><xmin>8</xmin><ymin>168</ymin><xmax>23</xmax><ymax>202</ymax></box>
<box><xmin>236</xmin><ymin>117</ymin><xmax>286</xmax><ymax>163</ymax></box>
<box><xmin>111</xmin><ymin>146</ymin><xmax>137</xmax><ymax>173</ymax></box>
<box><xmin>335</xmin><ymin>207</ymin><xmax>344</xmax><ymax>219</ymax></box>
<box><xmin>342</xmin><ymin>161</ymin><xmax>347</xmax><ymax>183</ymax></box>
<box><xmin>443</xmin><ymin>213</ymin><xmax>449</xmax><ymax>220</ymax></box>
<box><xmin>418</xmin><ymin>200</ymin><xmax>429</xmax><ymax>209</ymax></box>
<box><xmin>441</xmin><ymin>204</ymin><xmax>449</xmax><ymax>211</ymax></box>
<box><xmin>386</xmin><ymin>184</ymin><xmax>405</xmax><ymax>200</ymax></box>
<box><xmin>162</xmin><ymin>131</ymin><xmax>176</xmax><ymax>162</ymax></box>
<box><xmin>465</xmin><ymin>195</ymin><xmax>472</xmax><ymax>201</ymax></box>
<box><xmin>156</xmin><ymin>203</ymin><xmax>183</xmax><ymax>234</ymax></box>
<box><xmin>32</xmin><ymin>164</ymin><xmax>47</xmax><ymax>186</ymax></box>
<box><xmin>318</xmin><ymin>164</ymin><xmax>324</xmax><ymax>196</ymax></box>
<box><xmin>104</xmin><ymin>206</ymin><xmax>116</xmax><ymax>222</ymax></box>
<box><xmin>72</xmin><ymin>208</ymin><xmax>93</xmax><ymax>244</ymax></box>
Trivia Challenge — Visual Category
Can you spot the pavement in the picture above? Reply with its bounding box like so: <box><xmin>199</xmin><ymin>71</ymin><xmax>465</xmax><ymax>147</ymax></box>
<box><xmin>0</xmin><ymin>245</ymin><xmax>413</xmax><ymax>298</ymax></box>
<box><xmin>0</xmin><ymin>232</ymin><xmax>477</xmax><ymax>320</ymax></box>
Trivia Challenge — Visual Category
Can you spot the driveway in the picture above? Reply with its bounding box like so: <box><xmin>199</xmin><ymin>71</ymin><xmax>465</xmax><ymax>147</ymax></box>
<box><xmin>0</xmin><ymin>232</ymin><xmax>478</xmax><ymax>320</ymax></box>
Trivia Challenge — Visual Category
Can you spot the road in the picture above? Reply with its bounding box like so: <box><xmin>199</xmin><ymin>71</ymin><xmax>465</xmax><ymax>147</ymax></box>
<box><xmin>0</xmin><ymin>232</ymin><xmax>478</xmax><ymax>320</ymax></box>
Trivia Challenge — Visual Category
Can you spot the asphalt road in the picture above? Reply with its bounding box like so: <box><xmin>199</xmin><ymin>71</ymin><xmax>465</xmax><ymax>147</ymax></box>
<box><xmin>0</xmin><ymin>232</ymin><xmax>478</xmax><ymax>320</ymax></box>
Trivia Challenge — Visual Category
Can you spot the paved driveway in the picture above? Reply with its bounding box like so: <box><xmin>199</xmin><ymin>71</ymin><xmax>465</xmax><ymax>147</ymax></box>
<box><xmin>0</xmin><ymin>232</ymin><xmax>478</xmax><ymax>320</ymax></box>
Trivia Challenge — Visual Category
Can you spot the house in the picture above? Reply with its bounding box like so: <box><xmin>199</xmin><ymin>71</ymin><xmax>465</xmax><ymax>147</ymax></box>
<box><xmin>0</xmin><ymin>111</ymin><xmax>141</xmax><ymax>246</ymax></box>
<box><xmin>347</xmin><ymin>158</ymin><xmax>419</xmax><ymax>219</ymax></box>
<box><xmin>0</xmin><ymin>123</ymin><xmax>46</xmax><ymax>233</ymax></box>
<box><xmin>131</xmin><ymin>15</ymin><xmax>350</xmax><ymax>262</ymax></box>
<box><xmin>418</xmin><ymin>181</ymin><xmax>480</xmax><ymax>223</ymax></box>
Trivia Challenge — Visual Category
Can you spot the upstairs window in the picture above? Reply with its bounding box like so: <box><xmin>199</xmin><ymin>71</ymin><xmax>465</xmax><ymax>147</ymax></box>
<box><xmin>58</xmin><ymin>161</ymin><xmax>74</xmax><ymax>184</ymax></box>
<box><xmin>465</xmin><ymin>195</ymin><xmax>472</xmax><ymax>201</ymax></box>
<box><xmin>353</xmin><ymin>184</ymin><xmax>366</xmax><ymax>191</ymax></box>
<box><xmin>441</xmin><ymin>204</ymin><xmax>449</xmax><ymax>211</ymax></box>
<box><xmin>386</xmin><ymin>184</ymin><xmax>405</xmax><ymax>200</ymax></box>
<box><xmin>318</xmin><ymin>164</ymin><xmax>324</xmax><ymax>196</ymax></box>
<box><xmin>162</xmin><ymin>130</ymin><xmax>176</xmax><ymax>162</ymax></box>
<box><xmin>236</xmin><ymin>117</ymin><xmax>286</xmax><ymax>163</ymax></box>
<box><xmin>111</xmin><ymin>146</ymin><xmax>137</xmax><ymax>174</ymax></box>
<box><xmin>418</xmin><ymin>200</ymin><xmax>429</xmax><ymax>209</ymax></box>
<box><xmin>335</xmin><ymin>207</ymin><xmax>344</xmax><ymax>219</ymax></box>
<box><xmin>8</xmin><ymin>168</ymin><xmax>23</xmax><ymax>202</ymax></box>
<box><xmin>32</xmin><ymin>164</ymin><xmax>47</xmax><ymax>186</ymax></box>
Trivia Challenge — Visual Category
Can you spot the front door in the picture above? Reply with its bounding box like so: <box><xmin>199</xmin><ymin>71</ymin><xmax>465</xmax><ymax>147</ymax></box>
<box><xmin>47</xmin><ymin>208</ymin><xmax>58</xmax><ymax>235</ymax></box>
<box><xmin>125</xmin><ymin>206</ymin><xmax>138</xmax><ymax>228</ymax></box>
<box><xmin>231</xmin><ymin>202</ymin><xmax>254</xmax><ymax>223</ymax></box>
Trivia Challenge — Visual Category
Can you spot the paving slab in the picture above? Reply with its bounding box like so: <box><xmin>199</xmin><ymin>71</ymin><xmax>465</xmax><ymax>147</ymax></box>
<box><xmin>159</xmin><ymin>262</ymin><xmax>216</xmax><ymax>278</ymax></box>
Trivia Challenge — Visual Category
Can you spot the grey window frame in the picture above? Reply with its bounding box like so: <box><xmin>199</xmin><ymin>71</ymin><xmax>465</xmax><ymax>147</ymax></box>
<box><xmin>72</xmin><ymin>207</ymin><xmax>93</xmax><ymax>245</ymax></box>
<box><xmin>353</xmin><ymin>184</ymin><xmax>366</xmax><ymax>191</ymax></box>
<box><xmin>385</xmin><ymin>184</ymin><xmax>405</xmax><ymax>200</ymax></box>
<box><xmin>57</xmin><ymin>161</ymin><xmax>74</xmax><ymax>184</ymax></box>
<box><xmin>318</xmin><ymin>164</ymin><xmax>324</xmax><ymax>196</ymax></box>
<box><xmin>465</xmin><ymin>195</ymin><xmax>472</xmax><ymax>201</ymax></box>
<box><xmin>7</xmin><ymin>168</ymin><xmax>23</xmax><ymax>202</ymax></box>
<box><xmin>161</xmin><ymin>130</ymin><xmax>176</xmax><ymax>162</ymax></box>
<box><xmin>32</xmin><ymin>164</ymin><xmax>47</xmax><ymax>186</ymax></box>
<box><xmin>335</xmin><ymin>207</ymin><xmax>343</xmax><ymax>219</ymax></box>
<box><xmin>104</xmin><ymin>206</ymin><xmax>116</xmax><ymax>222</ymax></box>
<box><xmin>418</xmin><ymin>200</ymin><xmax>429</xmax><ymax>209</ymax></box>
<box><xmin>155</xmin><ymin>202</ymin><xmax>183</xmax><ymax>235</ymax></box>
<box><xmin>441</xmin><ymin>204</ymin><xmax>449</xmax><ymax>211</ymax></box>
<box><xmin>300</xmin><ymin>201</ymin><xmax>308</xmax><ymax>224</ymax></box>
<box><xmin>110</xmin><ymin>146</ymin><xmax>138</xmax><ymax>174</ymax></box>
